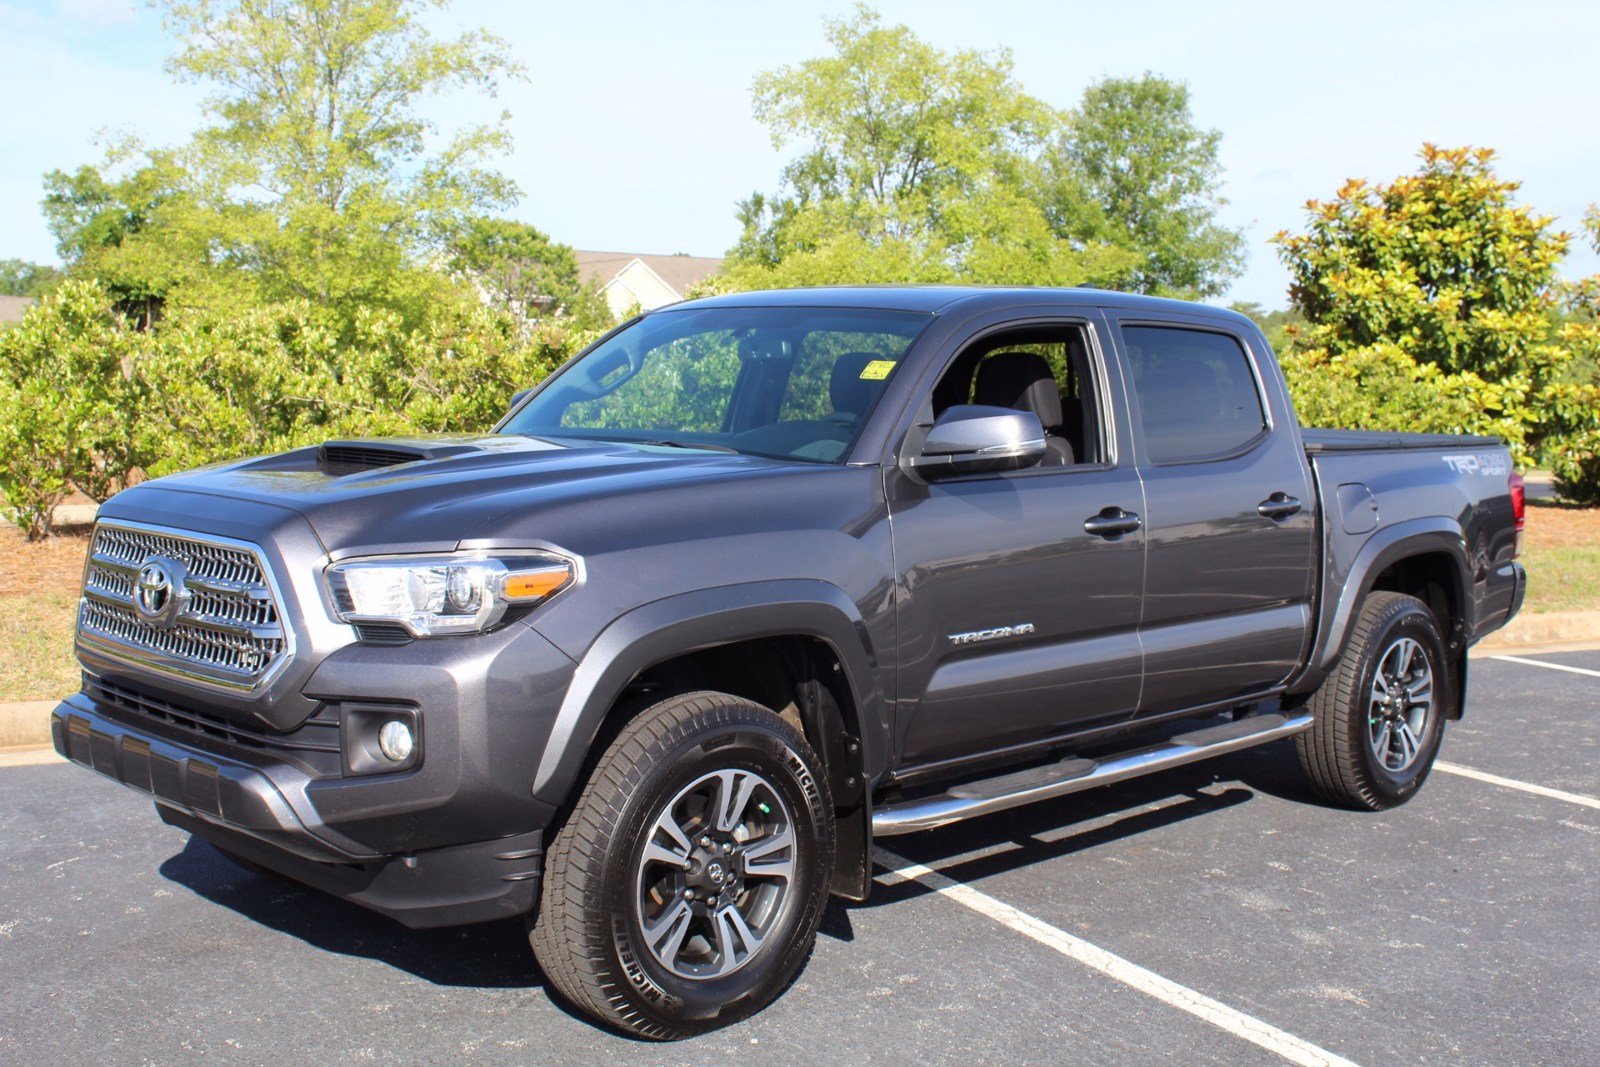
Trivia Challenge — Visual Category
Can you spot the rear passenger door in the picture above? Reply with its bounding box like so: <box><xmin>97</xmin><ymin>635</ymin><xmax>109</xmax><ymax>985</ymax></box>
<box><xmin>1107</xmin><ymin>313</ymin><xmax>1317</xmax><ymax>715</ymax></box>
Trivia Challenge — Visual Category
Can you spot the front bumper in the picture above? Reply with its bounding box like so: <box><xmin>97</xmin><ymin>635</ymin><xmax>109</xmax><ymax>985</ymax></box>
<box><xmin>53</xmin><ymin>696</ymin><xmax>544</xmax><ymax>927</ymax></box>
<box><xmin>53</xmin><ymin>616</ymin><xmax>579</xmax><ymax>927</ymax></box>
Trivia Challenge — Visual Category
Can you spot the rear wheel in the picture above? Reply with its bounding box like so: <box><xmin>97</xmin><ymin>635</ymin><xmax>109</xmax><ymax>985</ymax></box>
<box><xmin>1297</xmin><ymin>591</ymin><xmax>1448</xmax><ymax>810</ymax></box>
<box><xmin>530</xmin><ymin>691</ymin><xmax>834</xmax><ymax>1039</ymax></box>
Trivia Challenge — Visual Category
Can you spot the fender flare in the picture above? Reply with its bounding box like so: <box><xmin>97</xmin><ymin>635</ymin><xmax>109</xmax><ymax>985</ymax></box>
<box><xmin>530</xmin><ymin>579</ymin><xmax>888</xmax><ymax>808</ymax></box>
<box><xmin>1292</xmin><ymin>517</ymin><xmax>1472</xmax><ymax>692</ymax></box>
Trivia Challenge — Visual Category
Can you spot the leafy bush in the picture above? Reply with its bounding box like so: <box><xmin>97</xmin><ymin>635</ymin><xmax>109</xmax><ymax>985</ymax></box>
<box><xmin>1543</xmin><ymin>380</ymin><xmax>1600</xmax><ymax>504</ymax></box>
<box><xmin>0</xmin><ymin>281</ymin><xmax>140</xmax><ymax>537</ymax></box>
<box><xmin>0</xmin><ymin>284</ymin><xmax>589</xmax><ymax>539</ymax></box>
<box><xmin>133</xmin><ymin>302</ymin><xmax>345</xmax><ymax>476</ymax></box>
<box><xmin>134</xmin><ymin>299</ymin><xmax>588</xmax><ymax>475</ymax></box>
<box><xmin>344</xmin><ymin>302</ymin><xmax>585</xmax><ymax>437</ymax></box>
<box><xmin>1275</xmin><ymin>146</ymin><xmax>1594</xmax><ymax>480</ymax></box>
<box><xmin>1551</xmin><ymin>431</ymin><xmax>1600</xmax><ymax>506</ymax></box>
<box><xmin>1280</xmin><ymin>342</ymin><xmax>1536</xmax><ymax>462</ymax></box>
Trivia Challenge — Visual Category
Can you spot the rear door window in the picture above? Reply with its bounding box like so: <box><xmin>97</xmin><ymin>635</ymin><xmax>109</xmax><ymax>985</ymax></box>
<box><xmin>1121</xmin><ymin>325</ymin><xmax>1266</xmax><ymax>462</ymax></box>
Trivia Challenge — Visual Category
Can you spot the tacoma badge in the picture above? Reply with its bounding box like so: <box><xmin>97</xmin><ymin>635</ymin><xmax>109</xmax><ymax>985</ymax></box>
<box><xmin>948</xmin><ymin>623</ymin><xmax>1035</xmax><ymax>645</ymax></box>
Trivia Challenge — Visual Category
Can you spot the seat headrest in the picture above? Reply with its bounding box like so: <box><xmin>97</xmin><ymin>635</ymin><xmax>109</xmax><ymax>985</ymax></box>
<box><xmin>973</xmin><ymin>351</ymin><xmax>1064</xmax><ymax>432</ymax></box>
<box><xmin>830</xmin><ymin>352</ymin><xmax>888</xmax><ymax>416</ymax></box>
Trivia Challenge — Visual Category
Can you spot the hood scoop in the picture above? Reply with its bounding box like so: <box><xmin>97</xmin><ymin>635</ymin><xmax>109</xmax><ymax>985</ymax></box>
<box><xmin>316</xmin><ymin>439</ymin><xmax>486</xmax><ymax>475</ymax></box>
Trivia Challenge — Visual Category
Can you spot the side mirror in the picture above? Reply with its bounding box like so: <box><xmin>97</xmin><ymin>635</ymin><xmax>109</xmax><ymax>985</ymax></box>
<box><xmin>510</xmin><ymin>388</ymin><xmax>531</xmax><ymax>410</ymax></box>
<box><xmin>910</xmin><ymin>405</ymin><xmax>1047</xmax><ymax>478</ymax></box>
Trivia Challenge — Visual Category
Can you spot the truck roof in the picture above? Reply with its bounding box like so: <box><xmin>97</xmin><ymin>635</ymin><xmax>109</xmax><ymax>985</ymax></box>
<box><xmin>672</xmin><ymin>284</ymin><xmax>1252</xmax><ymax>323</ymax></box>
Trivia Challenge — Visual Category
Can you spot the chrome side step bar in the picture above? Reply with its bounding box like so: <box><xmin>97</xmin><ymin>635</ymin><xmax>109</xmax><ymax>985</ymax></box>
<box><xmin>871</xmin><ymin>712</ymin><xmax>1314</xmax><ymax>836</ymax></box>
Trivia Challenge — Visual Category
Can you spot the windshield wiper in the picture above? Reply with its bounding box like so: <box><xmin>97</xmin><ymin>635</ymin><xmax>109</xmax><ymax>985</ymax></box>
<box><xmin>637</xmin><ymin>439</ymin><xmax>739</xmax><ymax>454</ymax></box>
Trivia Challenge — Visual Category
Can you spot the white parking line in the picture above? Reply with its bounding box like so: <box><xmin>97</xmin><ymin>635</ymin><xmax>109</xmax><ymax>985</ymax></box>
<box><xmin>874</xmin><ymin>847</ymin><xmax>1361</xmax><ymax>1067</ymax></box>
<box><xmin>1490</xmin><ymin>654</ymin><xmax>1600</xmax><ymax>679</ymax></box>
<box><xmin>1434</xmin><ymin>761</ymin><xmax>1600</xmax><ymax>811</ymax></box>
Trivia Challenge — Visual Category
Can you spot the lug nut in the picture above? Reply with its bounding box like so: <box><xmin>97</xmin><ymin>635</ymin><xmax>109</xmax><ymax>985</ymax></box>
<box><xmin>682</xmin><ymin>887</ymin><xmax>694</xmax><ymax>899</ymax></box>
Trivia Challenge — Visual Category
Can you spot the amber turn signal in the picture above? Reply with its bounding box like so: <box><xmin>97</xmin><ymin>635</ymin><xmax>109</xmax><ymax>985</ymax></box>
<box><xmin>502</xmin><ymin>564</ymin><xmax>573</xmax><ymax>602</ymax></box>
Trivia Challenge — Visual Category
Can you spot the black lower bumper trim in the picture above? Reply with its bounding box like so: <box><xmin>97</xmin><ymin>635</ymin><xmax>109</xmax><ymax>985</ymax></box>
<box><xmin>160</xmin><ymin>807</ymin><xmax>542</xmax><ymax>928</ymax></box>
<box><xmin>51</xmin><ymin>696</ymin><xmax>372</xmax><ymax>862</ymax></box>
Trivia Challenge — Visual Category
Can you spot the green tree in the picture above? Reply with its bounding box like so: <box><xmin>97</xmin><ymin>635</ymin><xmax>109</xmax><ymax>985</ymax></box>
<box><xmin>723</xmin><ymin>5</ymin><xmax>1135</xmax><ymax>290</ymax></box>
<box><xmin>168</xmin><ymin>0</ymin><xmax>525</xmax><ymax>322</ymax></box>
<box><xmin>448</xmin><ymin>218</ymin><xmax>611</xmax><ymax>329</ymax></box>
<box><xmin>1045</xmin><ymin>75</ymin><xmax>1245</xmax><ymax>298</ymax></box>
<box><xmin>1274</xmin><ymin>145</ymin><xmax>1575</xmax><ymax>465</ymax></box>
<box><xmin>1</xmin><ymin>1</ymin><xmax>596</xmax><ymax>529</ymax></box>
<box><xmin>45</xmin><ymin>1</ymin><xmax>526</xmax><ymax>334</ymax></box>
<box><xmin>1278</xmin><ymin>145</ymin><xmax>1569</xmax><ymax>381</ymax></box>
<box><xmin>1228</xmin><ymin>302</ymin><xmax>1302</xmax><ymax>354</ymax></box>
<box><xmin>1545</xmin><ymin>205</ymin><xmax>1600</xmax><ymax>502</ymax></box>
<box><xmin>0</xmin><ymin>259</ymin><xmax>63</xmax><ymax>298</ymax></box>
<box><xmin>42</xmin><ymin>151</ymin><xmax>221</xmax><ymax>327</ymax></box>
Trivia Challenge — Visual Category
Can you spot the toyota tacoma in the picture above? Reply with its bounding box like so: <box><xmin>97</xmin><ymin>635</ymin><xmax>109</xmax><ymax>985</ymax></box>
<box><xmin>54</xmin><ymin>286</ymin><xmax>1526</xmax><ymax>1037</ymax></box>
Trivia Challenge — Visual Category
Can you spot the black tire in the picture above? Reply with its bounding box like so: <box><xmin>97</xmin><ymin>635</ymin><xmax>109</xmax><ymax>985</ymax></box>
<box><xmin>1297</xmin><ymin>591</ymin><xmax>1449</xmax><ymax>810</ymax></box>
<box><xmin>530</xmin><ymin>691</ymin><xmax>834</xmax><ymax>1039</ymax></box>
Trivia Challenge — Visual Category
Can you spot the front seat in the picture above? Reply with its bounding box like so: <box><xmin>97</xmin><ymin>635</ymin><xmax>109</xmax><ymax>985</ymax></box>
<box><xmin>972</xmin><ymin>351</ymin><xmax>1074</xmax><ymax>465</ymax></box>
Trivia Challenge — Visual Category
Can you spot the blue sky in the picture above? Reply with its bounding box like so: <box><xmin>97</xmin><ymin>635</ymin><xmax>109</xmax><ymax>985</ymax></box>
<box><xmin>2</xmin><ymin>0</ymin><xmax>1597</xmax><ymax>307</ymax></box>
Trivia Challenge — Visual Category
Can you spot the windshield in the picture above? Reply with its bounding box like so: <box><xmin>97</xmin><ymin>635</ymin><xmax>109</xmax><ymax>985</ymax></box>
<box><xmin>500</xmin><ymin>306</ymin><xmax>931</xmax><ymax>463</ymax></box>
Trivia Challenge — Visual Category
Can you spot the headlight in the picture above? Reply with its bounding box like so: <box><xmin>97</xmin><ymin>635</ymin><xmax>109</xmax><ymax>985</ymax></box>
<box><xmin>324</xmin><ymin>553</ymin><xmax>574</xmax><ymax>636</ymax></box>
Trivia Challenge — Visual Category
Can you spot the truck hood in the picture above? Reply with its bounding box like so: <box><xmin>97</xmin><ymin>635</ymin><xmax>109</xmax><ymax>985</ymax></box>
<box><xmin>115</xmin><ymin>434</ymin><xmax>802</xmax><ymax>554</ymax></box>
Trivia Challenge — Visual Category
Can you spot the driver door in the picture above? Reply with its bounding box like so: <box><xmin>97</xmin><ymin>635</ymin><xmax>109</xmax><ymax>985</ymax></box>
<box><xmin>888</xmin><ymin>314</ymin><xmax>1147</xmax><ymax>770</ymax></box>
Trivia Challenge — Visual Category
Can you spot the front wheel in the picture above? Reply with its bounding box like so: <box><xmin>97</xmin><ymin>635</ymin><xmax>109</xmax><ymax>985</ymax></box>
<box><xmin>1297</xmin><ymin>591</ymin><xmax>1449</xmax><ymax>810</ymax></box>
<box><xmin>530</xmin><ymin>691</ymin><xmax>834</xmax><ymax>1039</ymax></box>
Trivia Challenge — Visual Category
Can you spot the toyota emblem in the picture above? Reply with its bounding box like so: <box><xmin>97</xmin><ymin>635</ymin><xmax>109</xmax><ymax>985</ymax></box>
<box><xmin>134</xmin><ymin>556</ymin><xmax>190</xmax><ymax>630</ymax></box>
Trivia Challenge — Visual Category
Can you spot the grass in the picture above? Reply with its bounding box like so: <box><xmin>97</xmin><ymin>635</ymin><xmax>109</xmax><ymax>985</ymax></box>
<box><xmin>0</xmin><ymin>524</ymin><xmax>92</xmax><ymax>703</ymax></box>
<box><xmin>1519</xmin><ymin>501</ymin><xmax>1600</xmax><ymax>614</ymax></box>
<box><xmin>1</xmin><ymin>503</ymin><xmax>1597</xmax><ymax>703</ymax></box>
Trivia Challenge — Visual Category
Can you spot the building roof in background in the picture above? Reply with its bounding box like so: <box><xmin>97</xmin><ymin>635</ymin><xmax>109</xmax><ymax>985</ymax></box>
<box><xmin>0</xmin><ymin>295</ymin><xmax>35</xmax><ymax>323</ymax></box>
<box><xmin>574</xmin><ymin>250</ymin><xmax>724</xmax><ymax>297</ymax></box>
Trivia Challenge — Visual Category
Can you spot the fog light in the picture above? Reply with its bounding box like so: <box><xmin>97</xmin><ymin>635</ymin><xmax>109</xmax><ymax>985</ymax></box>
<box><xmin>378</xmin><ymin>720</ymin><xmax>414</xmax><ymax>762</ymax></box>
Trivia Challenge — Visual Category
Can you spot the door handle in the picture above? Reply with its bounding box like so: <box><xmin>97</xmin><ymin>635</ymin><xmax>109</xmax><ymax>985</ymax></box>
<box><xmin>1084</xmin><ymin>507</ymin><xmax>1142</xmax><ymax>538</ymax></box>
<box><xmin>1257</xmin><ymin>493</ymin><xmax>1303</xmax><ymax>520</ymax></box>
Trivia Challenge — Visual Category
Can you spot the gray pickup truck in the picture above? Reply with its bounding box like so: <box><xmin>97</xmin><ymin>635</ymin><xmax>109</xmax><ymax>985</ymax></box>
<box><xmin>54</xmin><ymin>286</ymin><xmax>1525</xmax><ymax>1037</ymax></box>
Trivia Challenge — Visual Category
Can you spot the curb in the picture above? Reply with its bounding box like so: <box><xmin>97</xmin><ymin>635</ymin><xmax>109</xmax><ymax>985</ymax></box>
<box><xmin>5</xmin><ymin>613</ymin><xmax>1598</xmax><ymax>753</ymax></box>
<box><xmin>0</xmin><ymin>701</ymin><xmax>57</xmax><ymax>749</ymax></box>
<box><xmin>1476</xmin><ymin>610</ymin><xmax>1600</xmax><ymax>651</ymax></box>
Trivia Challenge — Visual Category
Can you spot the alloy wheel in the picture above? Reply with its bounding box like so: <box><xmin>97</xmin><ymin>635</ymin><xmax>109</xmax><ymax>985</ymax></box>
<box><xmin>1367</xmin><ymin>636</ymin><xmax>1434</xmax><ymax>772</ymax></box>
<box><xmin>635</xmin><ymin>768</ymin><xmax>798</xmax><ymax>980</ymax></box>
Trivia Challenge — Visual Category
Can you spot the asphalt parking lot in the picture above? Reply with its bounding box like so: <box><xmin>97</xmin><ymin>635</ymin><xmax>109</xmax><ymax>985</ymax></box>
<box><xmin>2</xmin><ymin>650</ymin><xmax>1597</xmax><ymax>1065</ymax></box>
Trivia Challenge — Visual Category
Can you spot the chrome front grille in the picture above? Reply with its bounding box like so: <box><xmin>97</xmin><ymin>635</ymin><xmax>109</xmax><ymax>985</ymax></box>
<box><xmin>76</xmin><ymin>521</ymin><xmax>293</xmax><ymax>690</ymax></box>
